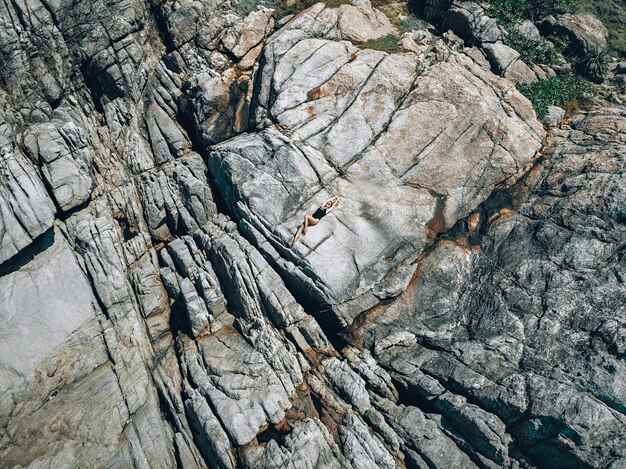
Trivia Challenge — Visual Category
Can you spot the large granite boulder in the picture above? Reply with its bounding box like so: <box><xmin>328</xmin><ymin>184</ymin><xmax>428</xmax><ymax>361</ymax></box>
<box><xmin>552</xmin><ymin>13</ymin><xmax>609</xmax><ymax>53</ymax></box>
<box><xmin>208</xmin><ymin>2</ymin><xmax>544</xmax><ymax>327</ymax></box>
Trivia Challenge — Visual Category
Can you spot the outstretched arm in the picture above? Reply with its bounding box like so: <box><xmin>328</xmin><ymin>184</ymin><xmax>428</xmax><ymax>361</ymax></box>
<box><xmin>326</xmin><ymin>197</ymin><xmax>340</xmax><ymax>213</ymax></box>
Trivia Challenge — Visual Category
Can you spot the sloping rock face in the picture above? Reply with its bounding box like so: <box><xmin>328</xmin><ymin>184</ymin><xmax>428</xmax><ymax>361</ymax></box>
<box><xmin>0</xmin><ymin>1</ymin><xmax>624</xmax><ymax>469</ymax></box>
<box><xmin>209</xmin><ymin>3</ymin><xmax>544</xmax><ymax>327</ymax></box>
<box><xmin>351</xmin><ymin>107</ymin><xmax>626</xmax><ymax>468</ymax></box>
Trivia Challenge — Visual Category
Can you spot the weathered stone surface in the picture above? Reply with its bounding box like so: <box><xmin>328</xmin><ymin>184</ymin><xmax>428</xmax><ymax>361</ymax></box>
<box><xmin>513</xmin><ymin>20</ymin><xmax>542</xmax><ymax>41</ymax></box>
<box><xmin>222</xmin><ymin>9</ymin><xmax>275</xmax><ymax>59</ymax></box>
<box><xmin>338</xmin><ymin>414</ymin><xmax>396</xmax><ymax>469</ymax></box>
<box><xmin>182</xmin><ymin>328</ymin><xmax>295</xmax><ymax>446</ymax></box>
<box><xmin>553</xmin><ymin>13</ymin><xmax>609</xmax><ymax>53</ymax></box>
<box><xmin>241</xmin><ymin>418</ymin><xmax>348</xmax><ymax>468</ymax></box>
<box><xmin>0</xmin><ymin>0</ymin><xmax>623</xmax><ymax>467</ymax></box>
<box><xmin>23</xmin><ymin>109</ymin><xmax>94</xmax><ymax>212</ymax></box>
<box><xmin>377</xmin><ymin>396</ymin><xmax>479</xmax><ymax>468</ymax></box>
<box><xmin>0</xmin><ymin>140</ymin><xmax>56</xmax><ymax>264</ymax></box>
<box><xmin>353</xmin><ymin>107</ymin><xmax>626</xmax><ymax>468</ymax></box>
<box><xmin>504</xmin><ymin>58</ymin><xmax>538</xmax><ymax>84</ymax></box>
<box><xmin>209</xmin><ymin>9</ymin><xmax>544</xmax><ymax>325</ymax></box>
<box><xmin>0</xmin><ymin>229</ymin><xmax>97</xmax><ymax>391</ymax></box>
<box><xmin>544</xmin><ymin>105</ymin><xmax>566</xmax><ymax>127</ymax></box>
<box><xmin>336</xmin><ymin>1</ymin><xmax>395</xmax><ymax>43</ymax></box>
<box><xmin>481</xmin><ymin>42</ymin><xmax>520</xmax><ymax>74</ymax></box>
<box><xmin>185</xmin><ymin>389</ymin><xmax>236</xmax><ymax>469</ymax></box>
<box><xmin>481</xmin><ymin>42</ymin><xmax>537</xmax><ymax>84</ymax></box>
<box><xmin>443</xmin><ymin>2</ymin><xmax>504</xmax><ymax>44</ymax></box>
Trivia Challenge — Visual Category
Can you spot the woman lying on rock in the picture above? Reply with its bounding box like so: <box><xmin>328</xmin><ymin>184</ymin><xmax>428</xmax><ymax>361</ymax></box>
<box><xmin>292</xmin><ymin>196</ymin><xmax>340</xmax><ymax>245</ymax></box>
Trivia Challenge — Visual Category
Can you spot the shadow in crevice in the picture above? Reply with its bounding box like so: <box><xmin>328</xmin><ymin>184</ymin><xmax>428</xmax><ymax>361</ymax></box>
<box><xmin>0</xmin><ymin>227</ymin><xmax>55</xmax><ymax>277</ymax></box>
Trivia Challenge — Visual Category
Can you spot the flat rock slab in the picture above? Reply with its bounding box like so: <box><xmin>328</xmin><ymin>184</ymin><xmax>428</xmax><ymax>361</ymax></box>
<box><xmin>208</xmin><ymin>3</ymin><xmax>544</xmax><ymax>327</ymax></box>
<box><xmin>0</xmin><ymin>229</ymin><xmax>98</xmax><ymax>386</ymax></box>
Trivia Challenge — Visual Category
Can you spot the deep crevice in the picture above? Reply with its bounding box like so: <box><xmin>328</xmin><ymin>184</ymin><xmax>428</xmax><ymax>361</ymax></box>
<box><xmin>0</xmin><ymin>227</ymin><xmax>55</xmax><ymax>277</ymax></box>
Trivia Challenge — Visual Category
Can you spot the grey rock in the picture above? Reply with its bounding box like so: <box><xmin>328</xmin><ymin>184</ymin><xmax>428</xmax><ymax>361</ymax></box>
<box><xmin>241</xmin><ymin>418</ymin><xmax>348</xmax><ymax>468</ymax></box>
<box><xmin>544</xmin><ymin>105</ymin><xmax>566</xmax><ymax>127</ymax></box>
<box><xmin>336</xmin><ymin>1</ymin><xmax>395</xmax><ymax>44</ymax></box>
<box><xmin>513</xmin><ymin>20</ymin><xmax>542</xmax><ymax>42</ymax></box>
<box><xmin>182</xmin><ymin>330</ymin><xmax>294</xmax><ymax>446</ymax></box>
<box><xmin>185</xmin><ymin>389</ymin><xmax>235</xmax><ymax>469</ymax></box>
<box><xmin>139</xmin><ymin>154</ymin><xmax>217</xmax><ymax>239</ymax></box>
<box><xmin>0</xmin><ymin>142</ymin><xmax>56</xmax><ymax>264</ymax></box>
<box><xmin>377</xmin><ymin>397</ymin><xmax>479</xmax><ymax>469</ymax></box>
<box><xmin>434</xmin><ymin>391</ymin><xmax>511</xmax><ymax>465</ymax></box>
<box><xmin>221</xmin><ymin>9</ymin><xmax>274</xmax><ymax>59</ymax></box>
<box><xmin>0</xmin><ymin>229</ymin><xmax>97</xmax><ymax>387</ymax></box>
<box><xmin>504</xmin><ymin>58</ymin><xmax>538</xmax><ymax>84</ymax></box>
<box><xmin>553</xmin><ymin>13</ymin><xmax>609</xmax><ymax>53</ymax></box>
<box><xmin>180</xmin><ymin>69</ymin><xmax>252</xmax><ymax>147</ymax></box>
<box><xmin>22</xmin><ymin>109</ymin><xmax>94</xmax><ymax>212</ymax></box>
<box><xmin>210</xmin><ymin>22</ymin><xmax>544</xmax><ymax>326</ymax></box>
<box><xmin>353</xmin><ymin>108</ymin><xmax>626</xmax><ymax>468</ymax></box>
<box><xmin>481</xmin><ymin>41</ymin><xmax>519</xmax><ymax>74</ymax></box>
<box><xmin>444</xmin><ymin>2</ymin><xmax>504</xmax><ymax>44</ymax></box>
<box><xmin>338</xmin><ymin>414</ymin><xmax>395</xmax><ymax>469</ymax></box>
<box><xmin>323</xmin><ymin>358</ymin><xmax>371</xmax><ymax>413</ymax></box>
<box><xmin>0</xmin><ymin>0</ymin><xmax>624</xmax><ymax>467</ymax></box>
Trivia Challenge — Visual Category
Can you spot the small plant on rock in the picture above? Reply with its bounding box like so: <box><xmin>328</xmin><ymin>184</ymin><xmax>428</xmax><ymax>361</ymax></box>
<box><xmin>358</xmin><ymin>34</ymin><xmax>401</xmax><ymax>53</ymax></box>
<box><xmin>486</xmin><ymin>0</ymin><xmax>576</xmax><ymax>24</ymax></box>
<box><xmin>575</xmin><ymin>46</ymin><xmax>609</xmax><ymax>83</ymax></box>
<box><xmin>398</xmin><ymin>13</ymin><xmax>426</xmax><ymax>33</ymax></box>
<box><xmin>516</xmin><ymin>75</ymin><xmax>591</xmax><ymax>119</ymax></box>
<box><xmin>236</xmin><ymin>0</ymin><xmax>278</xmax><ymax>15</ymax></box>
<box><xmin>505</xmin><ymin>31</ymin><xmax>561</xmax><ymax>66</ymax></box>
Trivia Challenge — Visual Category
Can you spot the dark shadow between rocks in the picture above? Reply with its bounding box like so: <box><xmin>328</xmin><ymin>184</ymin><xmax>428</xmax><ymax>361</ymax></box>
<box><xmin>0</xmin><ymin>227</ymin><xmax>55</xmax><ymax>277</ymax></box>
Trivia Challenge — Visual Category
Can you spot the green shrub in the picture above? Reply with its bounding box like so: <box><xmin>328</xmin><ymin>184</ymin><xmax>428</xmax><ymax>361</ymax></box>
<box><xmin>505</xmin><ymin>31</ymin><xmax>561</xmax><ymax>66</ymax></box>
<box><xmin>575</xmin><ymin>46</ymin><xmax>609</xmax><ymax>83</ymax></box>
<box><xmin>517</xmin><ymin>75</ymin><xmax>591</xmax><ymax>119</ymax></box>
<box><xmin>236</xmin><ymin>0</ymin><xmax>278</xmax><ymax>16</ymax></box>
<box><xmin>236</xmin><ymin>0</ymin><xmax>349</xmax><ymax>17</ymax></box>
<box><xmin>358</xmin><ymin>34</ymin><xmax>401</xmax><ymax>53</ymax></box>
<box><xmin>273</xmin><ymin>0</ymin><xmax>350</xmax><ymax>17</ymax></box>
<box><xmin>398</xmin><ymin>14</ymin><xmax>426</xmax><ymax>33</ymax></box>
<box><xmin>486</xmin><ymin>0</ymin><xmax>576</xmax><ymax>24</ymax></box>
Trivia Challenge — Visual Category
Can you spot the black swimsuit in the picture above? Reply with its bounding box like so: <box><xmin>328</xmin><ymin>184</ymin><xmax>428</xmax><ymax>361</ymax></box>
<box><xmin>312</xmin><ymin>207</ymin><xmax>327</xmax><ymax>220</ymax></box>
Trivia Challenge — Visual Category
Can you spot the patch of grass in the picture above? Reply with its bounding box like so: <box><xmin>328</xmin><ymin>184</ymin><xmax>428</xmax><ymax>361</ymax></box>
<box><xmin>398</xmin><ymin>13</ymin><xmax>426</xmax><ymax>33</ymax></box>
<box><xmin>274</xmin><ymin>0</ymin><xmax>350</xmax><ymax>18</ymax></box>
<box><xmin>236</xmin><ymin>0</ymin><xmax>350</xmax><ymax>18</ymax></box>
<box><xmin>358</xmin><ymin>34</ymin><xmax>401</xmax><ymax>53</ymax></box>
<box><xmin>486</xmin><ymin>0</ymin><xmax>576</xmax><ymax>24</ymax></box>
<box><xmin>517</xmin><ymin>75</ymin><xmax>591</xmax><ymax>119</ymax></box>
<box><xmin>236</xmin><ymin>0</ymin><xmax>276</xmax><ymax>16</ymax></box>
<box><xmin>505</xmin><ymin>31</ymin><xmax>562</xmax><ymax>66</ymax></box>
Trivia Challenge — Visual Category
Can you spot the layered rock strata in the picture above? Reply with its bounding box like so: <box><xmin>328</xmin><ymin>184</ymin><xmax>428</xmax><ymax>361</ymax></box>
<box><xmin>0</xmin><ymin>1</ymin><xmax>624</xmax><ymax>468</ymax></box>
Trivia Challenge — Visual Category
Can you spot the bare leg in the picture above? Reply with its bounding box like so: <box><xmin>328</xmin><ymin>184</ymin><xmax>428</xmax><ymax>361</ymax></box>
<box><xmin>302</xmin><ymin>215</ymin><xmax>319</xmax><ymax>235</ymax></box>
<box><xmin>292</xmin><ymin>216</ymin><xmax>319</xmax><ymax>245</ymax></box>
<box><xmin>292</xmin><ymin>223</ymin><xmax>305</xmax><ymax>245</ymax></box>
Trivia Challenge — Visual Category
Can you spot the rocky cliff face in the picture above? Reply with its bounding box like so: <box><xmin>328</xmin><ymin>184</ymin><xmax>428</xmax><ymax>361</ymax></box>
<box><xmin>0</xmin><ymin>1</ymin><xmax>624</xmax><ymax>468</ymax></box>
